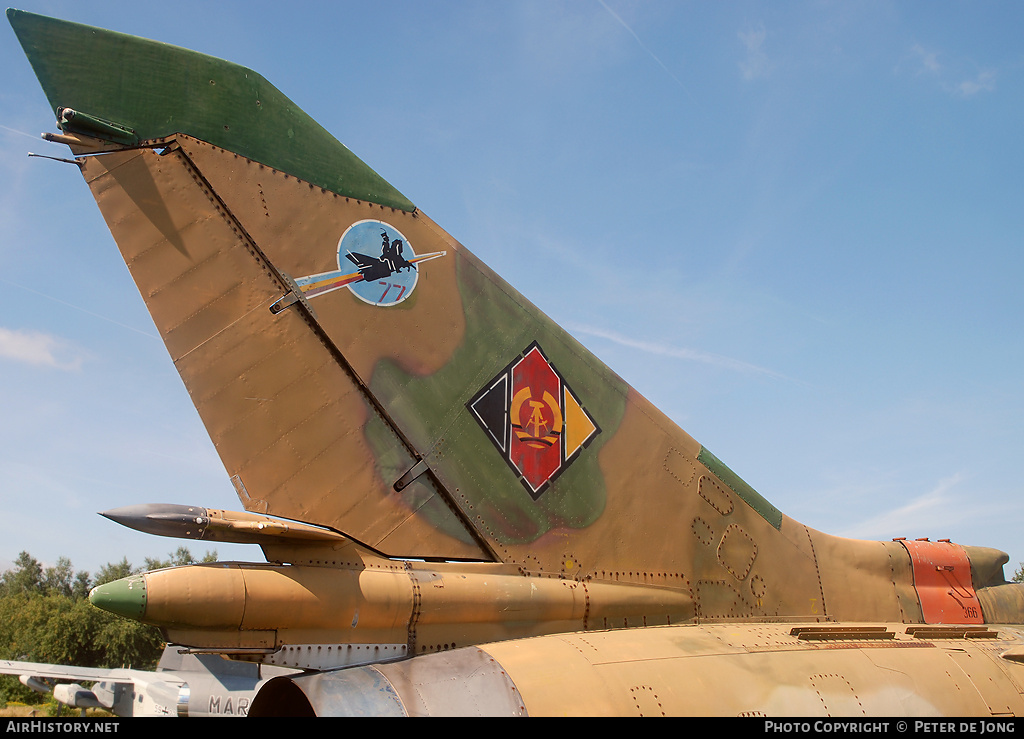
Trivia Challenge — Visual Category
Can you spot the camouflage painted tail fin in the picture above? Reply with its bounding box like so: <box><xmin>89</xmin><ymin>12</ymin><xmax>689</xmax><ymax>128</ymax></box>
<box><xmin>18</xmin><ymin>9</ymin><xmax>1019</xmax><ymax>625</ymax></box>
<box><xmin>4</xmin><ymin>7</ymin><xmax>796</xmax><ymax>566</ymax></box>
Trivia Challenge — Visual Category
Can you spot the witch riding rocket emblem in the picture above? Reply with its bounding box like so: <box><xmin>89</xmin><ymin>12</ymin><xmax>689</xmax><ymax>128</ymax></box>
<box><xmin>271</xmin><ymin>220</ymin><xmax>446</xmax><ymax>312</ymax></box>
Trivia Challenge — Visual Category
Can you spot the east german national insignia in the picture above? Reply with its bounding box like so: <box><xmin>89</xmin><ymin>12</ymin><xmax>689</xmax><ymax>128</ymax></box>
<box><xmin>270</xmin><ymin>220</ymin><xmax>446</xmax><ymax>312</ymax></box>
<box><xmin>468</xmin><ymin>343</ymin><xmax>600</xmax><ymax>499</ymax></box>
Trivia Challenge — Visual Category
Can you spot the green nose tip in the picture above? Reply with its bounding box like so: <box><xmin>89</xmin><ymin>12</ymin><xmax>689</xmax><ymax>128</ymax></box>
<box><xmin>89</xmin><ymin>575</ymin><xmax>147</xmax><ymax>620</ymax></box>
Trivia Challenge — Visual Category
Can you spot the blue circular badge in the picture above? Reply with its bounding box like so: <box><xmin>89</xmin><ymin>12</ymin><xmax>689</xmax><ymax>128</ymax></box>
<box><xmin>338</xmin><ymin>220</ymin><xmax>419</xmax><ymax>306</ymax></box>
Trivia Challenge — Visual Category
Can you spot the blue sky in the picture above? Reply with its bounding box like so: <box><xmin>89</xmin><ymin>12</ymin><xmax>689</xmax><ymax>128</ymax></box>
<box><xmin>1</xmin><ymin>1</ymin><xmax>1021</xmax><ymax>579</ymax></box>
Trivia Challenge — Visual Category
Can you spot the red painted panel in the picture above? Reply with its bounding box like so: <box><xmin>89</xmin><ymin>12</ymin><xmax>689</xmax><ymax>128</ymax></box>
<box><xmin>900</xmin><ymin>540</ymin><xmax>984</xmax><ymax>624</ymax></box>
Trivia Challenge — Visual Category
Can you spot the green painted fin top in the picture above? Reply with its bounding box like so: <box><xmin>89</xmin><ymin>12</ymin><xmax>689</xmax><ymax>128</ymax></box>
<box><xmin>7</xmin><ymin>8</ymin><xmax>415</xmax><ymax>213</ymax></box>
<box><xmin>698</xmin><ymin>446</ymin><xmax>783</xmax><ymax>530</ymax></box>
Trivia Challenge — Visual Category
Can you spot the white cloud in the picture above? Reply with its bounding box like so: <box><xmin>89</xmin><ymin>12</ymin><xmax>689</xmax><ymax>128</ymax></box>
<box><xmin>738</xmin><ymin>26</ymin><xmax>772</xmax><ymax>81</ymax></box>
<box><xmin>956</xmin><ymin>70</ymin><xmax>996</xmax><ymax>97</ymax></box>
<box><xmin>836</xmin><ymin>473</ymin><xmax>969</xmax><ymax>541</ymax></box>
<box><xmin>905</xmin><ymin>44</ymin><xmax>996</xmax><ymax>98</ymax></box>
<box><xmin>0</xmin><ymin>327</ymin><xmax>83</xmax><ymax>370</ymax></box>
<box><xmin>910</xmin><ymin>43</ymin><xmax>942</xmax><ymax>75</ymax></box>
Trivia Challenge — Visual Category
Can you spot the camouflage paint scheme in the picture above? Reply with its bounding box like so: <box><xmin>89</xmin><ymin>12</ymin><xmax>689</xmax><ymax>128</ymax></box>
<box><xmin>10</xmin><ymin>9</ymin><xmax>1024</xmax><ymax>717</ymax></box>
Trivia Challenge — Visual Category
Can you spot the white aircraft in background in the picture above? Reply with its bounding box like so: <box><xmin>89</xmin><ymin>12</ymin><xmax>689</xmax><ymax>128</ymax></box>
<box><xmin>0</xmin><ymin>647</ymin><xmax>296</xmax><ymax>717</ymax></box>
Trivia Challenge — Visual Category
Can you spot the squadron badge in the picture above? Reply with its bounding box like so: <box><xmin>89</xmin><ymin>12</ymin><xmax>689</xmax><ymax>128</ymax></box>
<box><xmin>271</xmin><ymin>220</ymin><xmax>446</xmax><ymax>312</ymax></box>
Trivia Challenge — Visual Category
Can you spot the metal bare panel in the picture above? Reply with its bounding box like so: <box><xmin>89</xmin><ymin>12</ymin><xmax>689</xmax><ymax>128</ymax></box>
<box><xmin>372</xmin><ymin>649</ymin><xmax>527</xmax><ymax>717</ymax></box>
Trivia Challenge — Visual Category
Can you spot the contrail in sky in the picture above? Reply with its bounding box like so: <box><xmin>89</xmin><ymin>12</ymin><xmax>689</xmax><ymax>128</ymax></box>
<box><xmin>0</xmin><ymin>277</ymin><xmax>160</xmax><ymax>340</ymax></box>
<box><xmin>569</xmin><ymin>322</ymin><xmax>789</xmax><ymax>380</ymax></box>
<box><xmin>596</xmin><ymin>0</ymin><xmax>702</xmax><ymax>110</ymax></box>
<box><xmin>0</xmin><ymin>123</ymin><xmax>41</xmax><ymax>141</ymax></box>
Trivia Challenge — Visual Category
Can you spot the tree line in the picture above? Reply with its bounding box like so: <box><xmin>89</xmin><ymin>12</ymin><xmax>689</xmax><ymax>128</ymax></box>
<box><xmin>0</xmin><ymin>548</ymin><xmax>215</xmax><ymax>706</ymax></box>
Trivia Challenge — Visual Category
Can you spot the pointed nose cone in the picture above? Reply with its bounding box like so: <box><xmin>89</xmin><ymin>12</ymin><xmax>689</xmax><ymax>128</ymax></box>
<box><xmin>89</xmin><ymin>575</ymin><xmax>147</xmax><ymax>621</ymax></box>
<box><xmin>99</xmin><ymin>503</ymin><xmax>210</xmax><ymax>539</ymax></box>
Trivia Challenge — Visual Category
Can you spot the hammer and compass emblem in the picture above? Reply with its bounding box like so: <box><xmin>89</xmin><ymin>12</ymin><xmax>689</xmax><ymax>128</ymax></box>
<box><xmin>468</xmin><ymin>343</ymin><xmax>599</xmax><ymax>499</ymax></box>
